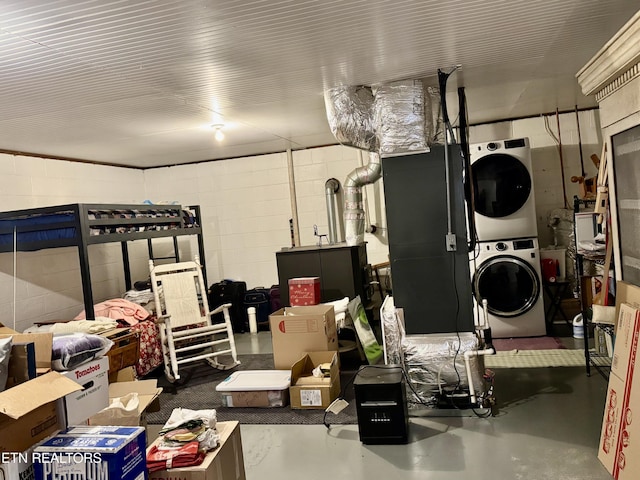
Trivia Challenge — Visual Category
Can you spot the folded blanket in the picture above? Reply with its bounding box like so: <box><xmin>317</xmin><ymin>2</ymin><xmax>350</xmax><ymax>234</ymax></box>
<box><xmin>146</xmin><ymin>441</ymin><xmax>206</xmax><ymax>472</ymax></box>
<box><xmin>50</xmin><ymin>318</ymin><xmax>118</xmax><ymax>334</ymax></box>
<box><xmin>75</xmin><ymin>298</ymin><xmax>150</xmax><ymax>325</ymax></box>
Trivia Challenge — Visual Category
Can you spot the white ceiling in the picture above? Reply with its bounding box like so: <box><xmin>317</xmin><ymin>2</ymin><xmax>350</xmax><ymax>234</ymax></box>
<box><xmin>0</xmin><ymin>0</ymin><xmax>637</xmax><ymax>168</ymax></box>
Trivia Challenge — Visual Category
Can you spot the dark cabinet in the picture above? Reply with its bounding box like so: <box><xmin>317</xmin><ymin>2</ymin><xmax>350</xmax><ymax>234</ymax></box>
<box><xmin>276</xmin><ymin>243</ymin><xmax>370</xmax><ymax>306</ymax></box>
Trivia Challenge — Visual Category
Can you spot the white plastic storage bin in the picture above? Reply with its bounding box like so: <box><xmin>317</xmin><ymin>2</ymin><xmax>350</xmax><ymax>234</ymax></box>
<box><xmin>216</xmin><ymin>370</ymin><xmax>291</xmax><ymax>407</ymax></box>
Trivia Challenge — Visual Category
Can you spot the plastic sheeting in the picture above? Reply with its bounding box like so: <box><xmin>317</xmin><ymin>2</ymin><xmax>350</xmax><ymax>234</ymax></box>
<box><xmin>381</xmin><ymin>295</ymin><xmax>404</xmax><ymax>365</ymax></box>
<box><xmin>380</xmin><ymin>296</ymin><xmax>485</xmax><ymax>409</ymax></box>
<box><xmin>403</xmin><ymin>333</ymin><xmax>483</xmax><ymax>409</ymax></box>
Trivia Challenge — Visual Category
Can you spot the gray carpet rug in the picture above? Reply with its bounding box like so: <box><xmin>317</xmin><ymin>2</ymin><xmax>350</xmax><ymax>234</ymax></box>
<box><xmin>145</xmin><ymin>354</ymin><xmax>359</xmax><ymax>426</ymax></box>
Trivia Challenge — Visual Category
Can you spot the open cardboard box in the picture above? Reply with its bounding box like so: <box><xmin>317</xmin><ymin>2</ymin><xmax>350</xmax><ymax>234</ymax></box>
<box><xmin>6</xmin><ymin>341</ymin><xmax>37</xmax><ymax>388</ymax></box>
<box><xmin>0</xmin><ymin>371</ymin><xmax>82</xmax><ymax>452</ymax></box>
<box><xmin>89</xmin><ymin>379</ymin><xmax>163</xmax><ymax>428</ymax></box>
<box><xmin>0</xmin><ymin>323</ymin><xmax>53</xmax><ymax>375</ymax></box>
<box><xmin>290</xmin><ymin>351</ymin><xmax>340</xmax><ymax>409</ymax></box>
<box><xmin>147</xmin><ymin>421</ymin><xmax>245</xmax><ymax>480</ymax></box>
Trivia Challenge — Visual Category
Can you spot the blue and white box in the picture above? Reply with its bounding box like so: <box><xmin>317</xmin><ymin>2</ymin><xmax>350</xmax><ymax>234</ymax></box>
<box><xmin>33</xmin><ymin>426</ymin><xmax>147</xmax><ymax>480</ymax></box>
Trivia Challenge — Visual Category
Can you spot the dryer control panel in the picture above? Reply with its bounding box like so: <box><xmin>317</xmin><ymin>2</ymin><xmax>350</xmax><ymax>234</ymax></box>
<box><xmin>513</xmin><ymin>239</ymin><xmax>535</xmax><ymax>250</ymax></box>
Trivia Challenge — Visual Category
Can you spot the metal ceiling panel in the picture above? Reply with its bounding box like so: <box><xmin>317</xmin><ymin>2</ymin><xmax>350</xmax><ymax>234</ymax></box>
<box><xmin>0</xmin><ymin>0</ymin><xmax>637</xmax><ymax>167</ymax></box>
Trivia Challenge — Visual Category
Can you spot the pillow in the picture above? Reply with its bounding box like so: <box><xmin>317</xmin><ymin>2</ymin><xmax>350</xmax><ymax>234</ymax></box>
<box><xmin>51</xmin><ymin>333</ymin><xmax>113</xmax><ymax>371</ymax></box>
<box><xmin>0</xmin><ymin>336</ymin><xmax>12</xmax><ymax>392</ymax></box>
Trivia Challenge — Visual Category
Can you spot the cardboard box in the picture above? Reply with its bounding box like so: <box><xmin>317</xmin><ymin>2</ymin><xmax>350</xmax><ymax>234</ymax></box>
<box><xmin>269</xmin><ymin>305</ymin><xmax>338</xmax><ymax>370</ymax></box>
<box><xmin>33</xmin><ymin>426</ymin><xmax>146</xmax><ymax>480</ymax></box>
<box><xmin>6</xmin><ymin>341</ymin><xmax>36</xmax><ymax>388</ymax></box>
<box><xmin>112</xmin><ymin>366</ymin><xmax>136</xmax><ymax>383</ymax></box>
<box><xmin>610</xmin><ymin>303</ymin><xmax>640</xmax><ymax>380</ymax></box>
<box><xmin>288</xmin><ymin>277</ymin><xmax>321</xmax><ymax>306</ymax></box>
<box><xmin>0</xmin><ymin>326</ymin><xmax>53</xmax><ymax>374</ymax></box>
<box><xmin>290</xmin><ymin>351</ymin><xmax>340</xmax><ymax>409</ymax></box>
<box><xmin>0</xmin><ymin>372</ymin><xmax>82</xmax><ymax>453</ymax></box>
<box><xmin>597</xmin><ymin>302</ymin><xmax>640</xmax><ymax>479</ymax></box>
<box><xmin>58</xmin><ymin>357</ymin><xmax>110</xmax><ymax>427</ymax></box>
<box><xmin>88</xmin><ymin>379</ymin><xmax>162</xmax><ymax>428</ymax></box>
<box><xmin>615</xmin><ymin>281</ymin><xmax>640</xmax><ymax>334</ymax></box>
<box><xmin>0</xmin><ymin>445</ymin><xmax>37</xmax><ymax>480</ymax></box>
<box><xmin>147</xmin><ymin>420</ymin><xmax>246</xmax><ymax>480</ymax></box>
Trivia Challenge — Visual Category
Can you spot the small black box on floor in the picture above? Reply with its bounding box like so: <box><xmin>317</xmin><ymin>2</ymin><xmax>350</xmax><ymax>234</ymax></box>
<box><xmin>353</xmin><ymin>365</ymin><xmax>409</xmax><ymax>444</ymax></box>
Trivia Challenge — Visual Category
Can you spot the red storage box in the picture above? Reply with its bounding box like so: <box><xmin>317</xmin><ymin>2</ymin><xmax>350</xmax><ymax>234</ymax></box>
<box><xmin>288</xmin><ymin>277</ymin><xmax>321</xmax><ymax>306</ymax></box>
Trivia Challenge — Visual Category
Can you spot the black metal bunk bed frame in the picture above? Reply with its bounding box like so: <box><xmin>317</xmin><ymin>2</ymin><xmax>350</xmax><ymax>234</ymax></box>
<box><xmin>0</xmin><ymin>203</ymin><xmax>206</xmax><ymax>320</ymax></box>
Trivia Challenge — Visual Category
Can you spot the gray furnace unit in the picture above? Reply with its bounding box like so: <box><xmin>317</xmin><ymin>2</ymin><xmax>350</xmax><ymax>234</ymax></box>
<box><xmin>382</xmin><ymin>145</ymin><xmax>474</xmax><ymax>334</ymax></box>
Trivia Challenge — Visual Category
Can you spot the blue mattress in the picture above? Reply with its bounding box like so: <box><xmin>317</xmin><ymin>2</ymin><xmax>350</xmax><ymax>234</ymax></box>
<box><xmin>0</xmin><ymin>213</ymin><xmax>76</xmax><ymax>249</ymax></box>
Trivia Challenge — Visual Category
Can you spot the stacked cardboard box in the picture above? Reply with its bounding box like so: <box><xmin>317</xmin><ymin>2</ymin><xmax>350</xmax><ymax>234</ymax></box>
<box><xmin>269</xmin><ymin>304</ymin><xmax>338</xmax><ymax>370</ymax></box>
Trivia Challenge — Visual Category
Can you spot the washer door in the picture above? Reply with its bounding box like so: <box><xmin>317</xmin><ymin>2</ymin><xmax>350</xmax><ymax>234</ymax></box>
<box><xmin>473</xmin><ymin>255</ymin><xmax>540</xmax><ymax>318</ymax></box>
<box><xmin>472</xmin><ymin>153</ymin><xmax>531</xmax><ymax>218</ymax></box>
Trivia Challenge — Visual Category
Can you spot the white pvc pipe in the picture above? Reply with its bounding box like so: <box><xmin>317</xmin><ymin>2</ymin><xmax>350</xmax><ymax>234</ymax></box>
<box><xmin>464</xmin><ymin>348</ymin><xmax>495</xmax><ymax>405</ymax></box>
<box><xmin>248</xmin><ymin>307</ymin><xmax>258</xmax><ymax>334</ymax></box>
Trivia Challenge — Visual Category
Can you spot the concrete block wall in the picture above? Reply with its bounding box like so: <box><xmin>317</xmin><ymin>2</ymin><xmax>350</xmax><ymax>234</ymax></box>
<box><xmin>0</xmin><ymin>109</ymin><xmax>601</xmax><ymax>330</ymax></box>
<box><xmin>143</xmin><ymin>145</ymin><xmax>389</xmax><ymax>291</ymax></box>
<box><xmin>0</xmin><ymin>153</ymin><xmax>145</xmax><ymax>331</ymax></box>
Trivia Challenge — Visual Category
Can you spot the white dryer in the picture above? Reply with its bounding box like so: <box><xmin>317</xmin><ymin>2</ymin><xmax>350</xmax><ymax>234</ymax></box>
<box><xmin>470</xmin><ymin>137</ymin><xmax>538</xmax><ymax>241</ymax></box>
<box><xmin>470</xmin><ymin>238</ymin><xmax>546</xmax><ymax>338</ymax></box>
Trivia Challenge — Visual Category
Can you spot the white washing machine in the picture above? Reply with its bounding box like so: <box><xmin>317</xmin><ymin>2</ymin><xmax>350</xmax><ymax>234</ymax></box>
<box><xmin>470</xmin><ymin>137</ymin><xmax>538</xmax><ymax>241</ymax></box>
<box><xmin>470</xmin><ymin>238</ymin><xmax>546</xmax><ymax>338</ymax></box>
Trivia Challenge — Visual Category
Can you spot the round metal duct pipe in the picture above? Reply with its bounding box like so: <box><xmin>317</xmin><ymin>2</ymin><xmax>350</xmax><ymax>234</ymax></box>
<box><xmin>344</xmin><ymin>151</ymin><xmax>381</xmax><ymax>246</ymax></box>
<box><xmin>325</xmin><ymin>178</ymin><xmax>341</xmax><ymax>244</ymax></box>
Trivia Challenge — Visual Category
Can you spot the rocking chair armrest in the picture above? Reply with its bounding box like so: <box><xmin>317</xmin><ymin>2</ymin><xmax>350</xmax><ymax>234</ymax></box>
<box><xmin>208</xmin><ymin>303</ymin><xmax>232</xmax><ymax>316</ymax></box>
<box><xmin>155</xmin><ymin>313</ymin><xmax>171</xmax><ymax>324</ymax></box>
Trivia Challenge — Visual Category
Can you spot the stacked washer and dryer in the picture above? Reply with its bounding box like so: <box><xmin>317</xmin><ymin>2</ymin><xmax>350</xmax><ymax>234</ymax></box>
<box><xmin>469</xmin><ymin>138</ymin><xmax>547</xmax><ymax>338</ymax></box>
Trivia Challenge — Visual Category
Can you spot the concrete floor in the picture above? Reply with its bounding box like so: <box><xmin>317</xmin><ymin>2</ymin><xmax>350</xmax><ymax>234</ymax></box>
<box><xmin>233</xmin><ymin>331</ymin><xmax>611</xmax><ymax>480</ymax></box>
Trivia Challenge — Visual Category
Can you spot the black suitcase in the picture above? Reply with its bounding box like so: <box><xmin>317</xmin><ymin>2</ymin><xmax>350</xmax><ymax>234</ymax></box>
<box><xmin>208</xmin><ymin>280</ymin><xmax>248</xmax><ymax>333</ymax></box>
<box><xmin>269</xmin><ymin>284</ymin><xmax>281</xmax><ymax>312</ymax></box>
<box><xmin>244</xmin><ymin>287</ymin><xmax>271</xmax><ymax>329</ymax></box>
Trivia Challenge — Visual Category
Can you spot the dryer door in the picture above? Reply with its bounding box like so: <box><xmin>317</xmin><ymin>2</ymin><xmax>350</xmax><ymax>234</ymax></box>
<box><xmin>472</xmin><ymin>153</ymin><xmax>531</xmax><ymax>218</ymax></box>
<box><xmin>473</xmin><ymin>255</ymin><xmax>540</xmax><ymax>318</ymax></box>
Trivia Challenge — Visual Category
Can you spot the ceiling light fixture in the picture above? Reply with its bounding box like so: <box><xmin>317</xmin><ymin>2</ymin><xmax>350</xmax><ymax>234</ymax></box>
<box><xmin>212</xmin><ymin>124</ymin><xmax>225</xmax><ymax>142</ymax></box>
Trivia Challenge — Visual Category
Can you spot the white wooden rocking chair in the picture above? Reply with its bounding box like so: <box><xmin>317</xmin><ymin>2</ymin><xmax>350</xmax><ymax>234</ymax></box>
<box><xmin>149</xmin><ymin>259</ymin><xmax>240</xmax><ymax>382</ymax></box>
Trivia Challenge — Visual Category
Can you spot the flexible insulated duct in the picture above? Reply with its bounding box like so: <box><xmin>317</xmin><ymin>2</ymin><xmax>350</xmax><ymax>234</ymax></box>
<box><xmin>324</xmin><ymin>85</ymin><xmax>378</xmax><ymax>152</ymax></box>
<box><xmin>325</xmin><ymin>78</ymin><xmax>444</xmax><ymax>246</ymax></box>
<box><xmin>372</xmin><ymin>79</ymin><xmax>428</xmax><ymax>156</ymax></box>
<box><xmin>344</xmin><ymin>152</ymin><xmax>381</xmax><ymax>246</ymax></box>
